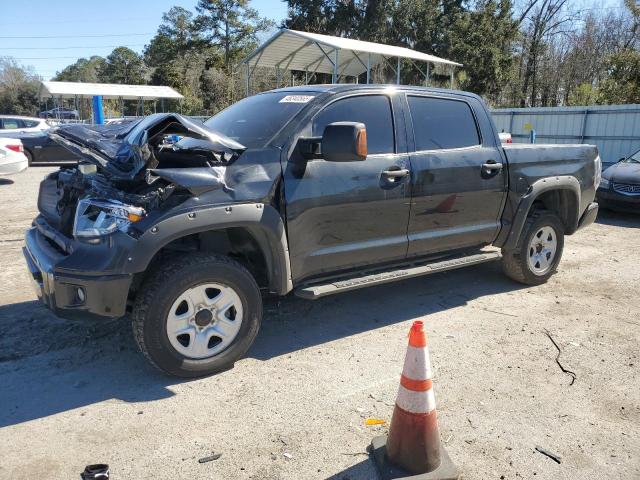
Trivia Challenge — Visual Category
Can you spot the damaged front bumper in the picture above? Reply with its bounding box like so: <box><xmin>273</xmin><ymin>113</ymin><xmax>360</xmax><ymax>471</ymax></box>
<box><xmin>23</xmin><ymin>217</ymin><xmax>134</xmax><ymax>320</ymax></box>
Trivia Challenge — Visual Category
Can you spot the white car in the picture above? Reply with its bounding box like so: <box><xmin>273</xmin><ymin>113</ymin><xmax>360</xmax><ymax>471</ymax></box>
<box><xmin>0</xmin><ymin>138</ymin><xmax>28</xmax><ymax>175</ymax></box>
<box><xmin>498</xmin><ymin>131</ymin><xmax>513</xmax><ymax>144</ymax></box>
<box><xmin>0</xmin><ymin>115</ymin><xmax>50</xmax><ymax>133</ymax></box>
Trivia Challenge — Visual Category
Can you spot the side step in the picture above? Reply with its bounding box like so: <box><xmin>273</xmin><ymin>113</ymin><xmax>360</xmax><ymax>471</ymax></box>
<box><xmin>294</xmin><ymin>250</ymin><xmax>501</xmax><ymax>300</ymax></box>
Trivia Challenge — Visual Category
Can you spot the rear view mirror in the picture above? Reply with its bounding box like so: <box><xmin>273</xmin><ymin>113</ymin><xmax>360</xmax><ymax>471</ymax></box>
<box><xmin>322</xmin><ymin>122</ymin><xmax>367</xmax><ymax>162</ymax></box>
<box><xmin>618</xmin><ymin>157</ymin><xmax>626</xmax><ymax>162</ymax></box>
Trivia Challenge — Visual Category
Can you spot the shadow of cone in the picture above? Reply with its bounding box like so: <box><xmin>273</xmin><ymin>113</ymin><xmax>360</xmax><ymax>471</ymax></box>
<box><xmin>368</xmin><ymin>320</ymin><xmax>460</xmax><ymax>480</ymax></box>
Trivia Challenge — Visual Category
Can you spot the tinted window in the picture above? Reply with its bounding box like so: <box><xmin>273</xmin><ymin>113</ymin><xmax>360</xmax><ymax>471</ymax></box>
<box><xmin>2</xmin><ymin>118</ymin><xmax>21</xmax><ymax>130</ymax></box>
<box><xmin>313</xmin><ymin>95</ymin><xmax>394</xmax><ymax>154</ymax></box>
<box><xmin>23</xmin><ymin>120</ymin><xmax>39</xmax><ymax>128</ymax></box>
<box><xmin>408</xmin><ymin>96</ymin><xmax>480</xmax><ymax>151</ymax></box>
<box><xmin>204</xmin><ymin>92</ymin><xmax>311</xmax><ymax>149</ymax></box>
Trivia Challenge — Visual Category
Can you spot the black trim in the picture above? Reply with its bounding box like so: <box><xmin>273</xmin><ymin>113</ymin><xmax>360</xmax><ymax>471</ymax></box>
<box><xmin>23</xmin><ymin>227</ymin><xmax>133</xmax><ymax>320</ymax></box>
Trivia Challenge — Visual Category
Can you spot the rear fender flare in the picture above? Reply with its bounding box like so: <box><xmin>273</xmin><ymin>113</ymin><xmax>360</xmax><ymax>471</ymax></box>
<box><xmin>502</xmin><ymin>176</ymin><xmax>581</xmax><ymax>251</ymax></box>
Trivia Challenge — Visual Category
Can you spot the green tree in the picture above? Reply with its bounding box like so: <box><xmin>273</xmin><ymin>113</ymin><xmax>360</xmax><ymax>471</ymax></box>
<box><xmin>54</xmin><ymin>56</ymin><xmax>106</xmax><ymax>82</ymax></box>
<box><xmin>567</xmin><ymin>83</ymin><xmax>599</xmax><ymax>106</ymax></box>
<box><xmin>145</xmin><ymin>7</ymin><xmax>201</xmax><ymax>67</ymax></box>
<box><xmin>598</xmin><ymin>48</ymin><xmax>640</xmax><ymax>104</ymax></box>
<box><xmin>285</xmin><ymin>0</ymin><xmax>339</xmax><ymax>34</ymax></box>
<box><xmin>0</xmin><ymin>57</ymin><xmax>41</xmax><ymax>115</ymax></box>
<box><xmin>450</xmin><ymin>0</ymin><xmax>518</xmax><ymax>99</ymax></box>
<box><xmin>99</xmin><ymin>47</ymin><xmax>146</xmax><ymax>84</ymax></box>
<box><xmin>194</xmin><ymin>0</ymin><xmax>274</xmax><ymax>72</ymax></box>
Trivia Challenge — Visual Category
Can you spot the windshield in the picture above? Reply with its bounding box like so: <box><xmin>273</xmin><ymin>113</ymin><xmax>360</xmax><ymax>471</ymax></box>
<box><xmin>204</xmin><ymin>92</ymin><xmax>314</xmax><ymax>149</ymax></box>
<box><xmin>622</xmin><ymin>150</ymin><xmax>640</xmax><ymax>164</ymax></box>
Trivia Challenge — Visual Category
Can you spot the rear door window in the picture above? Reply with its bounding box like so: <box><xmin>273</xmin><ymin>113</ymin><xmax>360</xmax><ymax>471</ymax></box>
<box><xmin>313</xmin><ymin>95</ymin><xmax>395</xmax><ymax>154</ymax></box>
<box><xmin>23</xmin><ymin>119</ymin><xmax>39</xmax><ymax>128</ymax></box>
<box><xmin>1</xmin><ymin>118</ymin><xmax>21</xmax><ymax>130</ymax></box>
<box><xmin>408</xmin><ymin>96</ymin><xmax>480</xmax><ymax>151</ymax></box>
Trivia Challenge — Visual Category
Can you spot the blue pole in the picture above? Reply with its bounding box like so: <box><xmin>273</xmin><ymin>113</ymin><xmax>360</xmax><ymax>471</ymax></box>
<box><xmin>529</xmin><ymin>129</ymin><xmax>536</xmax><ymax>144</ymax></box>
<box><xmin>92</xmin><ymin>95</ymin><xmax>104</xmax><ymax>125</ymax></box>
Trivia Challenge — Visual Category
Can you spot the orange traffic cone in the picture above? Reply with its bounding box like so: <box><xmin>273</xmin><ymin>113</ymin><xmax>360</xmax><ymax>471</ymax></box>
<box><xmin>369</xmin><ymin>320</ymin><xmax>460</xmax><ymax>480</ymax></box>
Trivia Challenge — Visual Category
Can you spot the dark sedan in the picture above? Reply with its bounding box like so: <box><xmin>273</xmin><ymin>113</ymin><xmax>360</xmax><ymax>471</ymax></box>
<box><xmin>39</xmin><ymin>107</ymin><xmax>79</xmax><ymax>120</ymax></box>
<box><xmin>0</xmin><ymin>130</ymin><xmax>78</xmax><ymax>166</ymax></box>
<box><xmin>597</xmin><ymin>149</ymin><xmax>640</xmax><ymax>212</ymax></box>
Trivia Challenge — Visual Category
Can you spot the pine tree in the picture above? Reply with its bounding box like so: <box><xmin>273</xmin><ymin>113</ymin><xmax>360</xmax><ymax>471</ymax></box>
<box><xmin>194</xmin><ymin>0</ymin><xmax>273</xmax><ymax>72</ymax></box>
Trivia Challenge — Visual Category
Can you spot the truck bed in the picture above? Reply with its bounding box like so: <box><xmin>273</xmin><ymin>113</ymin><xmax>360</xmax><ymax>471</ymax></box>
<box><xmin>503</xmin><ymin>143</ymin><xmax>600</xmax><ymax>211</ymax></box>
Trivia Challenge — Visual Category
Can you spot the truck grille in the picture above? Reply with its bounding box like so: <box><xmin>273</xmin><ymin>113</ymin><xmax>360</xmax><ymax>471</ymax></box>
<box><xmin>613</xmin><ymin>183</ymin><xmax>640</xmax><ymax>195</ymax></box>
<box><xmin>37</xmin><ymin>174</ymin><xmax>77</xmax><ymax>236</ymax></box>
<box><xmin>37</xmin><ymin>176</ymin><xmax>63</xmax><ymax>230</ymax></box>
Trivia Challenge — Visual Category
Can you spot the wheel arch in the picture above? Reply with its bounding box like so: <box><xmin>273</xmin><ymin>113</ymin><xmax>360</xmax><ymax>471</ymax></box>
<box><xmin>23</xmin><ymin>147</ymin><xmax>34</xmax><ymax>165</ymax></box>
<box><xmin>501</xmin><ymin>176</ymin><xmax>581</xmax><ymax>250</ymax></box>
<box><xmin>126</xmin><ymin>203</ymin><xmax>292</xmax><ymax>297</ymax></box>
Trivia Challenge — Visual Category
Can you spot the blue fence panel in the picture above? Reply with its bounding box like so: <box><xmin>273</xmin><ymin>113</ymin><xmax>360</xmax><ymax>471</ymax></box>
<box><xmin>491</xmin><ymin>104</ymin><xmax>640</xmax><ymax>167</ymax></box>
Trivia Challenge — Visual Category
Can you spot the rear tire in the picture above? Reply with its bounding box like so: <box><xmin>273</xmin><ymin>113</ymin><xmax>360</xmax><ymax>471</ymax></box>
<box><xmin>501</xmin><ymin>210</ymin><xmax>564</xmax><ymax>286</ymax></box>
<box><xmin>132</xmin><ymin>254</ymin><xmax>262</xmax><ymax>378</ymax></box>
<box><xmin>24</xmin><ymin>150</ymin><xmax>33</xmax><ymax>166</ymax></box>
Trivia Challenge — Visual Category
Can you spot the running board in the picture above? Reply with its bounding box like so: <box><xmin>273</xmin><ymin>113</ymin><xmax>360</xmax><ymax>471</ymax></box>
<box><xmin>294</xmin><ymin>251</ymin><xmax>501</xmax><ymax>300</ymax></box>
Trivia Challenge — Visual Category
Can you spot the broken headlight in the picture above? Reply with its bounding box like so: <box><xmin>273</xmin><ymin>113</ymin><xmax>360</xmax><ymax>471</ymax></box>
<box><xmin>73</xmin><ymin>198</ymin><xmax>145</xmax><ymax>238</ymax></box>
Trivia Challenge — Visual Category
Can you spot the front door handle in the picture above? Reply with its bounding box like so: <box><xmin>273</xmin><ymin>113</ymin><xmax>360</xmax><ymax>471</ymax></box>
<box><xmin>482</xmin><ymin>162</ymin><xmax>503</xmax><ymax>171</ymax></box>
<box><xmin>382</xmin><ymin>168</ymin><xmax>410</xmax><ymax>178</ymax></box>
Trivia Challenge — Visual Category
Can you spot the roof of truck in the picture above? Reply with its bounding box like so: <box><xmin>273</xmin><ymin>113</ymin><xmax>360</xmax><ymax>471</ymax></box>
<box><xmin>266</xmin><ymin>83</ymin><xmax>483</xmax><ymax>101</ymax></box>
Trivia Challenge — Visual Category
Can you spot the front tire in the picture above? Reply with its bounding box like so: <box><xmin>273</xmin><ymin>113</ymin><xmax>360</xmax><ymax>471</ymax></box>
<box><xmin>132</xmin><ymin>254</ymin><xmax>262</xmax><ymax>377</ymax></box>
<box><xmin>501</xmin><ymin>210</ymin><xmax>564</xmax><ymax>286</ymax></box>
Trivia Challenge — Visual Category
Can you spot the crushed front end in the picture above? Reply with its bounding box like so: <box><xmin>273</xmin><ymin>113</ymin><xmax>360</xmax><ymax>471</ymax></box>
<box><xmin>23</xmin><ymin>113</ymin><xmax>253</xmax><ymax>320</ymax></box>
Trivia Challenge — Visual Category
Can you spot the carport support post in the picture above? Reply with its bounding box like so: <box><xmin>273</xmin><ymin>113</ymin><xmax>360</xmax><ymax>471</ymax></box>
<box><xmin>450</xmin><ymin>68</ymin><xmax>454</xmax><ymax>89</ymax></box>
<box><xmin>396</xmin><ymin>58</ymin><xmax>401</xmax><ymax>84</ymax></box>
<box><xmin>245</xmin><ymin>63</ymin><xmax>250</xmax><ymax>96</ymax></box>
<box><xmin>426</xmin><ymin>63</ymin><xmax>431</xmax><ymax>86</ymax></box>
<box><xmin>92</xmin><ymin>96</ymin><xmax>104</xmax><ymax>125</ymax></box>
<box><xmin>367</xmin><ymin>53</ymin><xmax>371</xmax><ymax>84</ymax></box>
<box><xmin>332</xmin><ymin>49</ymin><xmax>339</xmax><ymax>84</ymax></box>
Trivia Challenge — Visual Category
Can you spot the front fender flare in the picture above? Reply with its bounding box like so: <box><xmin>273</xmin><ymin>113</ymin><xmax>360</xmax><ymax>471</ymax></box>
<box><xmin>124</xmin><ymin>203</ymin><xmax>292</xmax><ymax>295</ymax></box>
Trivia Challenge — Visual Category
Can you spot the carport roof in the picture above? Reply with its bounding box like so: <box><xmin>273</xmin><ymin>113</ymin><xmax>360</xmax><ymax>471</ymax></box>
<box><xmin>39</xmin><ymin>81</ymin><xmax>184</xmax><ymax>100</ymax></box>
<box><xmin>240</xmin><ymin>29</ymin><xmax>462</xmax><ymax>77</ymax></box>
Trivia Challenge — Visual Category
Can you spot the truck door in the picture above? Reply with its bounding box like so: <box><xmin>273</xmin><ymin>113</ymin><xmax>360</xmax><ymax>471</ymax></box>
<box><xmin>404</xmin><ymin>94</ymin><xmax>507</xmax><ymax>256</ymax></box>
<box><xmin>284</xmin><ymin>93</ymin><xmax>411</xmax><ymax>282</ymax></box>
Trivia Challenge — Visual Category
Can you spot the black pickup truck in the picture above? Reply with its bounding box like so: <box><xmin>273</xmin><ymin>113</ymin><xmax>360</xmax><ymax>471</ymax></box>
<box><xmin>23</xmin><ymin>85</ymin><xmax>601</xmax><ymax>377</ymax></box>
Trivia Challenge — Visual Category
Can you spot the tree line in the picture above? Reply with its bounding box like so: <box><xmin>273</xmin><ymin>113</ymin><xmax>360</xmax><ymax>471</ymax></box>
<box><xmin>1</xmin><ymin>0</ymin><xmax>639</xmax><ymax>117</ymax></box>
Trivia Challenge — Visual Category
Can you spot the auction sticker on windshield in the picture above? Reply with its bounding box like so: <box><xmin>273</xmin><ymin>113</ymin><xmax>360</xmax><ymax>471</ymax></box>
<box><xmin>279</xmin><ymin>95</ymin><xmax>315</xmax><ymax>103</ymax></box>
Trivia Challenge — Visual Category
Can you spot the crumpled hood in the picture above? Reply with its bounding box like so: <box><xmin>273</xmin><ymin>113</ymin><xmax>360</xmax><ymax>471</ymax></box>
<box><xmin>603</xmin><ymin>161</ymin><xmax>640</xmax><ymax>184</ymax></box>
<box><xmin>48</xmin><ymin>113</ymin><xmax>246</xmax><ymax>180</ymax></box>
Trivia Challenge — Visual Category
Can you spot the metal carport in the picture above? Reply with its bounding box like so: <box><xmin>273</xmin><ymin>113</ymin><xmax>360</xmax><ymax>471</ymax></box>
<box><xmin>240</xmin><ymin>29</ymin><xmax>462</xmax><ymax>95</ymax></box>
<box><xmin>38</xmin><ymin>81</ymin><xmax>184</xmax><ymax>120</ymax></box>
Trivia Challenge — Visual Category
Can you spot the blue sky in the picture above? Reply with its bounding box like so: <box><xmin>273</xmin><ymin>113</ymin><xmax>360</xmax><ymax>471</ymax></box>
<box><xmin>1</xmin><ymin>0</ymin><xmax>288</xmax><ymax>80</ymax></box>
<box><xmin>1</xmin><ymin>0</ymin><xmax>626</xmax><ymax>80</ymax></box>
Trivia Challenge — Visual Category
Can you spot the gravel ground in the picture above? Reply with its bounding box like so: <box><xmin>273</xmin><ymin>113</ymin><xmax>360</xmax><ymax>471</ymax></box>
<box><xmin>0</xmin><ymin>167</ymin><xmax>638</xmax><ymax>480</ymax></box>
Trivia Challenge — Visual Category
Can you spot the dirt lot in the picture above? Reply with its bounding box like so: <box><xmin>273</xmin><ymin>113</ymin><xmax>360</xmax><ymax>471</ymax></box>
<box><xmin>0</xmin><ymin>167</ymin><xmax>638</xmax><ymax>480</ymax></box>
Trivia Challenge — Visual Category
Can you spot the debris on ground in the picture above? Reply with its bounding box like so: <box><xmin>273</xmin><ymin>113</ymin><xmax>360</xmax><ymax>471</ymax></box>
<box><xmin>198</xmin><ymin>453</ymin><xmax>222</xmax><ymax>463</ymax></box>
<box><xmin>365</xmin><ymin>418</ymin><xmax>386</xmax><ymax>425</ymax></box>
<box><xmin>535</xmin><ymin>446</ymin><xmax>562</xmax><ymax>464</ymax></box>
<box><xmin>543</xmin><ymin>328</ymin><xmax>577</xmax><ymax>385</ymax></box>
<box><xmin>81</xmin><ymin>464</ymin><xmax>109</xmax><ymax>479</ymax></box>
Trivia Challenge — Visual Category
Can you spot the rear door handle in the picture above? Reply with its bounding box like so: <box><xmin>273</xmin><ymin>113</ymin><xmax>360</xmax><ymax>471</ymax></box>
<box><xmin>482</xmin><ymin>162</ymin><xmax>503</xmax><ymax>171</ymax></box>
<box><xmin>382</xmin><ymin>168</ymin><xmax>410</xmax><ymax>178</ymax></box>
